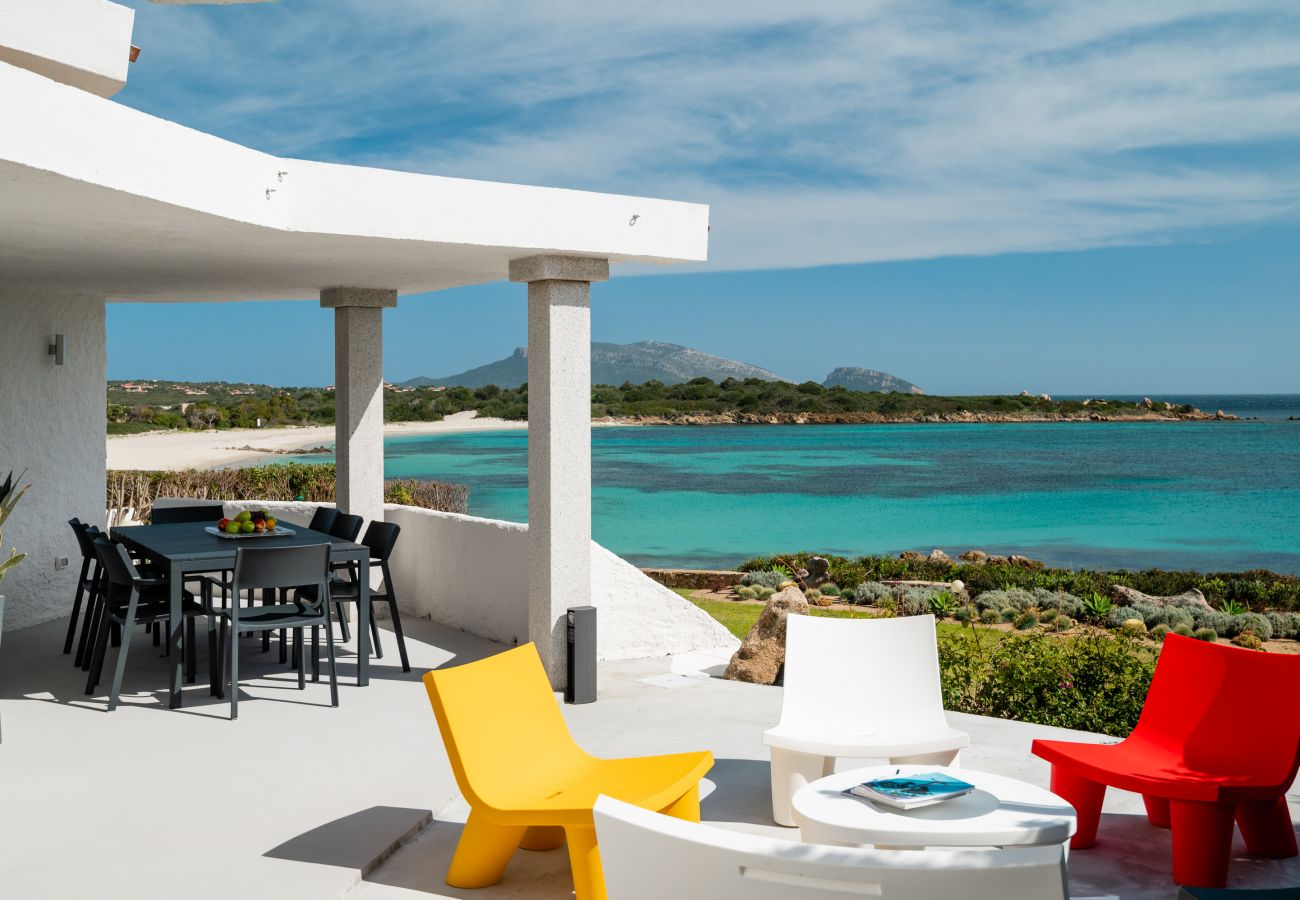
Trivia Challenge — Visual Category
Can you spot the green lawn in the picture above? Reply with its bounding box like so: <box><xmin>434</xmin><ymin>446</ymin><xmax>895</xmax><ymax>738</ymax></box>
<box><xmin>680</xmin><ymin>590</ymin><xmax>1009</xmax><ymax>642</ymax></box>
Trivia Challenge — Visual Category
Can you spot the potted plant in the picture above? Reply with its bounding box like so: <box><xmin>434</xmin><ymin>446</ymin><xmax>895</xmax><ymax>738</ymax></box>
<box><xmin>0</xmin><ymin>469</ymin><xmax>30</xmax><ymax>737</ymax></box>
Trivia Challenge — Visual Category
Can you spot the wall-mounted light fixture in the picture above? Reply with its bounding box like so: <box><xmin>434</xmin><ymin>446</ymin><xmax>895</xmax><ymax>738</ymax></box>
<box><xmin>49</xmin><ymin>334</ymin><xmax>65</xmax><ymax>366</ymax></box>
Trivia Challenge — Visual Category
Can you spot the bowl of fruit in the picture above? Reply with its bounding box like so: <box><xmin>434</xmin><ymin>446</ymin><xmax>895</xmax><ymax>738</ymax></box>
<box><xmin>206</xmin><ymin>510</ymin><xmax>294</xmax><ymax>539</ymax></box>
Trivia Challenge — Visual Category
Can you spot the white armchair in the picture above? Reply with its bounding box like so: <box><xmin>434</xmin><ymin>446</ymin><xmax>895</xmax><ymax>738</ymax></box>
<box><xmin>593</xmin><ymin>795</ymin><xmax>1068</xmax><ymax>900</ymax></box>
<box><xmin>765</xmin><ymin>613</ymin><xmax>969</xmax><ymax>825</ymax></box>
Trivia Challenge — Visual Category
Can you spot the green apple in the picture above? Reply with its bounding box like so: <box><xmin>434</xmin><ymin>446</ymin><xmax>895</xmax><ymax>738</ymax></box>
<box><xmin>240</xmin><ymin>521</ymin><xmax>255</xmax><ymax>533</ymax></box>
<box><xmin>224</xmin><ymin>521</ymin><xmax>241</xmax><ymax>535</ymax></box>
<box><xmin>235</xmin><ymin>511</ymin><xmax>252</xmax><ymax>523</ymax></box>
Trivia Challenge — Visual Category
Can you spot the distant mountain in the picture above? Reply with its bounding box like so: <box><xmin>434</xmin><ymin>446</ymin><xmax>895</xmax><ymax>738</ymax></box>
<box><xmin>823</xmin><ymin>367</ymin><xmax>924</xmax><ymax>395</ymax></box>
<box><xmin>401</xmin><ymin>341</ymin><xmax>788</xmax><ymax>388</ymax></box>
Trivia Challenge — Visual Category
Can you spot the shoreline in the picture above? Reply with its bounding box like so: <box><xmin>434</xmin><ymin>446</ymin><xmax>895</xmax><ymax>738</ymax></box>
<box><xmin>108</xmin><ymin>407</ymin><xmax>1243</xmax><ymax>472</ymax></box>
<box><xmin>106</xmin><ymin>411</ymin><xmax>529</xmax><ymax>471</ymax></box>
<box><xmin>597</xmin><ymin>409</ymin><xmax>1237</xmax><ymax>426</ymax></box>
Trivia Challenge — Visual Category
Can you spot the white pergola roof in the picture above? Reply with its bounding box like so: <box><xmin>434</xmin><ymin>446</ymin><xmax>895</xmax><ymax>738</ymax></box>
<box><xmin>0</xmin><ymin>61</ymin><xmax>709</xmax><ymax>303</ymax></box>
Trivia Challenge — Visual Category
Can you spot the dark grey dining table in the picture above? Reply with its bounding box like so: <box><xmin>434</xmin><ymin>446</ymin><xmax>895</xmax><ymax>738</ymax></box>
<box><xmin>111</xmin><ymin>519</ymin><xmax>371</xmax><ymax>709</ymax></box>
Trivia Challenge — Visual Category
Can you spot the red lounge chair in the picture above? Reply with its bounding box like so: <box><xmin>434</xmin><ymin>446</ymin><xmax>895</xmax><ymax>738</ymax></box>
<box><xmin>1032</xmin><ymin>634</ymin><xmax>1300</xmax><ymax>888</ymax></box>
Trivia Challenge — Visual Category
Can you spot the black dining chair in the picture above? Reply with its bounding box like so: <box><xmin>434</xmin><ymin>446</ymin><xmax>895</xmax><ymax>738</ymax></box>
<box><xmin>323</xmin><ymin>512</ymin><xmax>365</xmax><ymax>641</ymax></box>
<box><xmin>65</xmin><ymin>519</ymin><xmax>105</xmax><ymax>660</ymax></box>
<box><xmin>85</xmin><ymin>536</ymin><xmax>205</xmax><ymax>709</ymax></box>
<box><xmin>73</xmin><ymin>523</ymin><xmax>121</xmax><ymax>672</ymax></box>
<box><xmin>206</xmin><ymin>543</ymin><xmax>338</xmax><ymax>720</ymax></box>
<box><xmin>300</xmin><ymin>520</ymin><xmax>409</xmax><ymax>672</ymax></box>
<box><xmin>329</xmin><ymin>512</ymin><xmax>363</xmax><ymax>542</ymax></box>
<box><xmin>309</xmin><ymin>506</ymin><xmax>339</xmax><ymax>534</ymax></box>
<box><xmin>148</xmin><ymin>503</ymin><xmax>234</xmax><ymax>647</ymax></box>
<box><xmin>150</xmin><ymin>503</ymin><xmax>225</xmax><ymax>525</ymax></box>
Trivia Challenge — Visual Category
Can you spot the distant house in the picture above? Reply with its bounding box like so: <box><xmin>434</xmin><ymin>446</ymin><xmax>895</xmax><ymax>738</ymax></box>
<box><xmin>120</xmin><ymin>382</ymin><xmax>149</xmax><ymax>393</ymax></box>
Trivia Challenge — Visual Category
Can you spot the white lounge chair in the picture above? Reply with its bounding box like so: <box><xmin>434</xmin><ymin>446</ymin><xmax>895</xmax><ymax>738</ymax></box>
<box><xmin>593</xmin><ymin>795</ymin><xmax>1069</xmax><ymax>900</ymax></box>
<box><xmin>765</xmin><ymin>613</ymin><xmax>969</xmax><ymax>825</ymax></box>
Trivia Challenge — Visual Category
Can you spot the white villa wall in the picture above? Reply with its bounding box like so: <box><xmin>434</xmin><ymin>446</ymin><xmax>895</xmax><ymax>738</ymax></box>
<box><xmin>155</xmin><ymin>499</ymin><xmax>736</xmax><ymax>660</ymax></box>
<box><xmin>0</xmin><ymin>291</ymin><xmax>106</xmax><ymax>632</ymax></box>
<box><xmin>0</xmin><ymin>0</ymin><xmax>134</xmax><ymax>98</ymax></box>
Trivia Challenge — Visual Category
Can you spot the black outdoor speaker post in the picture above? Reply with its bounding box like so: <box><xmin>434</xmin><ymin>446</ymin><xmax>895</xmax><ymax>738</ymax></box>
<box><xmin>565</xmin><ymin>605</ymin><xmax>597</xmax><ymax>704</ymax></box>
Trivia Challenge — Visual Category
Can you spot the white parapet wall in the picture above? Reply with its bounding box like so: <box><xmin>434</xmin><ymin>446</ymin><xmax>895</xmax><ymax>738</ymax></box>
<box><xmin>384</xmin><ymin>504</ymin><xmax>736</xmax><ymax>660</ymax></box>
<box><xmin>160</xmin><ymin>499</ymin><xmax>736</xmax><ymax>661</ymax></box>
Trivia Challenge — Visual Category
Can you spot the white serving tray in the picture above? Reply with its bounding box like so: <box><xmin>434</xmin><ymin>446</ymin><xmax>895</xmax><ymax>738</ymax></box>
<box><xmin>204</xmin><ymin>525</ymin><xmax>297</xmax><ymax>540</ymax></box>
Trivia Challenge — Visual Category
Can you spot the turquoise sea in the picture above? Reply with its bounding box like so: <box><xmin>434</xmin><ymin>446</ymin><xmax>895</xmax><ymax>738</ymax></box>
<box><xmin>298</xmin><ymin>395</ymin><xmax>1300</xmax><ymax>574</ymax></box>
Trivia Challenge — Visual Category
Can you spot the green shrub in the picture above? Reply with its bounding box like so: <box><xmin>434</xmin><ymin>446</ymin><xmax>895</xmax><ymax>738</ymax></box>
<box><xmin>1218</xmin><ymin>598</ymin><xmax>1248</xmax><ymax>615</ymax></box>
<box><xmin>740</xmin><ymin>571</ymin><xmax>786</xmax><ymax>590</ymax></box>
<box><xmin>939</xmin><ymin>628</ymin><xmax>1156</xmax><ymax>736</ymax></box>
<box><xmin>1193</xmin><ymin>627</ymin><xmax>1218</xmax><ymax>642</ymax></box>
<box><xmin>1141</xmin><ymin>606</ymin><xmax>1194</xmax><ymax>631</ymax></box>
<box><xmin>1266</xmin><ymin>611</ymin><xmax>1300</xmax><ymax>639</ymax></box>
<box><xmin>820</xmin><ymin>583</ymin><xmax>841</xmax><ymax>597</ymax></box>
<box><xmin>1192</xmin><ymin>609</ymin><xmax>1234</xmax><ymax>636</ymax></box>
<box><xmin>1039</xmin><ymin>608</ymin><xmax>1059</xmax><ymax>624</ymax></box>
<box><xmin>999</xmin><ymin>607</ymin><xmax>1018</xmax><ymax>623</ymax></box>
<box><xmin>1232</xmin><ymin>630</ymin><xmax>1263</xmax><ymax>650</ymax></box>
<box><xmin>1229</xmin><ymin>612</ymin><xmax>1273</xmax><ymax>641</ymax></box>
<box><xmin>755</xmin><ymin>586</ymin><xmax>776</xmax><ymax>600</ymax></box>
<box><xmin>1051</xmin><ymin>615</ymin><xmax>1074</xmax><ymax>632</ymax></box>
<box><xmin>1080</xmin><ymin>592</ymin><xmax>1113</xmax><ymax>622</ymax></box>
<box><xmin>928</xmin><ymin>591</ymin><xmax>959</xmax><ymax>617</ymax></box>
<box><xmin>1014</xmin><ymin>610</ymin><xmax>1039</xmax><ymax>631</ymax></box>
<box><xmin>735</xmin><ymin>586</ymin><xmax>757</xmax><ymax>600</ymax></box>
<box><xmin>1173</xmin><ymin>624</ymin><xmax>1194</xmax><ymax>638</ymax></box>
<box><xmin>980</xmin><ymin>608</ymin><xmax>1000</xmax><ymax>624</ymax></box>
<box><xmin>1150</xmin><ymin>623</ymin><xmax>1170</xmax><ymax>642</ymax></box>
<box><xmin>954</xmin><ymin>606</ymin><xmax>973</xmax><ymax>625</ymax></box>
<box><xmin>1120</xmin><ymin>618</ymin><xmax>1148</xmax><ymax>638</ymax></box>
<box><xmin>852</xmin><ymin>581</ymin><xmax>894</xmax><ymax>605</ymax></box>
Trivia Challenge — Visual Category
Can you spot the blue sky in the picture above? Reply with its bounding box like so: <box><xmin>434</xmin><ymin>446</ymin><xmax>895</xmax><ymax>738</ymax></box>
<box><xmin>107</xmin><ymin>1</ymin><xmax>1300</xmax><ymax>394</ymax></box>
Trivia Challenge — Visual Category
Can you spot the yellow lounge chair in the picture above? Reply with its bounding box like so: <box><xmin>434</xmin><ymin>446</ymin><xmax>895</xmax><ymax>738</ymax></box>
<box><xmin>423</xmin><ymin>643</ymin><xmax>713</xmax><ymax>900</ymax></box>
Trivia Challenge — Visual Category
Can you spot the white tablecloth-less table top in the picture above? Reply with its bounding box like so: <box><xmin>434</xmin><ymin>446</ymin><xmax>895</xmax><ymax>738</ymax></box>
<box><xmin>792</xmin><ymin>764</ymin><xmax>1077</xmax><ymax>849</ymax></box>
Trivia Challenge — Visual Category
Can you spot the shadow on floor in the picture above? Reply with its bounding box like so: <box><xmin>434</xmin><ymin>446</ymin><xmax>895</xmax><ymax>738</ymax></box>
<box><xmin>0</xmin><ymin>615</ymin><xmax>505</xmax><ymax>718</ymax></box>
<box><xmin>265</xmin><ymin>805</ymin><xmax>434</xmax><ymax>875</ymax></box>
<box><xmin>1065</xmin><ymin>811</ymin><xmax>1300</xmax><ymax>899</ymax></box>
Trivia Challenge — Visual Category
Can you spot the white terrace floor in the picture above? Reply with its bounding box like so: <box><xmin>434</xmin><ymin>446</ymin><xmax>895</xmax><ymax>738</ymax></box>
<box><xmin>1</xmin><ymin>616</ymin><xmax>1297</xmax><ymax>900</ymax></box>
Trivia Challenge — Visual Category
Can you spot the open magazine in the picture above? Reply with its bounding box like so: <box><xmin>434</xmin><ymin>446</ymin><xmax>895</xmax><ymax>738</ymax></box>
<box><xmin>847</xmin><ymin>771</ymin><xmax>976</xmax><ymax>810</ymax></box>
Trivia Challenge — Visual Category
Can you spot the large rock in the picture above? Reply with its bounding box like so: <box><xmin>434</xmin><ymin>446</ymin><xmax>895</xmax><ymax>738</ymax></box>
<box><xmin>899</xmin><ymin>551</ymin><xmax>926</xmax><ymax>562</ymax></box>
<box><xmin>723</xmin><ymin>587</ymin><xmax>809</xmax><ymax>685</ymax></box>
<box><xmin>959</xmin><ymin>550</ymin><xmax>988</xmax><ymax>564</ymax></box>
<box><xmin>799</xmin><ymin>556</ymin><xmax>831</xmax><ymax>587</ymax></box>
<box><xmin>1109</xmin><ymin>584</ymin><xmax>1211</xmax><ymax>611</ymax></box>
<box><xmin>928</xmin><ymin>549</ymin><xmax>952</xmax><ymax>564</ymax></box>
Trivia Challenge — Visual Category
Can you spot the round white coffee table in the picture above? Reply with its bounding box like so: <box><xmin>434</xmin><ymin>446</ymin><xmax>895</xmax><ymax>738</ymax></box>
<box><xmin>791</xmin><ymin>765</ymin><xmax>1076</xmax><ymax>849</ymax></box>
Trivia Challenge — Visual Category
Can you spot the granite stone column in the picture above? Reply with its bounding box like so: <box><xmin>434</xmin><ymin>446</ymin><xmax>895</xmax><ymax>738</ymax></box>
<box><xmin>321</xmin><ymin>287</ymin><xmax>396</xmax><ymax>527</ymax></box>
<box><xmin>509</xmin><ymin>255</ymin><xmax>609</xmax><ymax>688</ymax></box>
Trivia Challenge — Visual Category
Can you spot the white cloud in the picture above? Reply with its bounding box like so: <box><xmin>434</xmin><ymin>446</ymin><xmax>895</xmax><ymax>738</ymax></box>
<box><xmin>120</xmin><ymin>0</ymin><xmax>1300</xmax><ymax>270</ymax></box>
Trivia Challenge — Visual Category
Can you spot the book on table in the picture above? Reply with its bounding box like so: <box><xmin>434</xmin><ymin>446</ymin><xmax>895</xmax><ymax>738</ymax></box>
<box><xmin>847</xmin><ymin>772</ymin><xmax>976</xmax><ymax>810</ymax></box>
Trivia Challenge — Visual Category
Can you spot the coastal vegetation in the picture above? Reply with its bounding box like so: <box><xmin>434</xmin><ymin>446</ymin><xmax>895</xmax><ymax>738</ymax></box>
<box><xmin>686</xmin><ymin>589</ymin><xmax>1153</xmax><ymax>736</ymax></box>
<box><xmin>739</xmin><ymin>551</ymin><xmax>1300</xmax><ymax>611</ymax></box>
<box><xmin>105</xmin><ymin>463</ymin><xmax>468</xmax><ymax>521</ymax></box>
<box><xmin>691</xmin><ymin>549</ymin><xmax>1300</xmax><ymax>735</ymax></box>
<box><xmin>106</xmin><ymin>378</ymin><xmax>1217</xmax><ymax>434</ymax></box>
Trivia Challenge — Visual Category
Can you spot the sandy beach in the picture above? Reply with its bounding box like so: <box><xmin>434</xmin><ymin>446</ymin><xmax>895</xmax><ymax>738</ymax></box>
<box><xmin>106</xmin><ymin>410</ymin><xmax>526</xmax><ymax>471</ymax></box>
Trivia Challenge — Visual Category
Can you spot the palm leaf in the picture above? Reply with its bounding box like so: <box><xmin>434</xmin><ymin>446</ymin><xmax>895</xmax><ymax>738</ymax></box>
<box><xmin>0</xmin><ymin>550</ymin><xmax>26</xmax><ymax>581</ymax></box>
